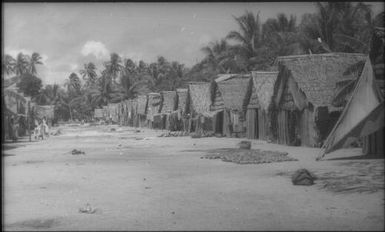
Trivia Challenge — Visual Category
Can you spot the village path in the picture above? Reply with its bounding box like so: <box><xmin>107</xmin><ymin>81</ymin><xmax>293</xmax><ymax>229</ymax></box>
<box><xmin>3</xmin><ymin>124</ymin><xmax>384</xmax><ymax>231</ymax></box>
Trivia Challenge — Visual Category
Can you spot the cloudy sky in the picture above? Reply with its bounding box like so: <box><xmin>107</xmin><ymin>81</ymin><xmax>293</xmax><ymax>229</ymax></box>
<box><xmin>4</xmin><ymin>2</ymin><xmax>383</xmax><ymax>85</ymax></box>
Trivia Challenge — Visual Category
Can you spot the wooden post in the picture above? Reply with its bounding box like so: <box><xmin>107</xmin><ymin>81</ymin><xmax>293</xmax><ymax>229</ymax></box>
<box><xmin>28</xmin><ymin>101</ymin><xmax>31</xmax><ymax>142</ymax></box>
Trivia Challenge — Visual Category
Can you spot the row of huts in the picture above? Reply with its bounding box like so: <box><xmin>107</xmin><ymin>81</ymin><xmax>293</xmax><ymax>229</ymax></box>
<box><xmin>96</xmin><ymin>53</ymin><xmax>383</xmax><ymax>154</ymax></box>
<box><xmin>3</xmin><ymin>76</ymin><xmax>55</xmax><ymax>140</ymax></box>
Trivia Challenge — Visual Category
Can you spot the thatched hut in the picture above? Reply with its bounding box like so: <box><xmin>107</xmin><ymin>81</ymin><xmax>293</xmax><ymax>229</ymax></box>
<box><xmin>135</xmin><ymin>95</ymin><xmax>148</xmax><ymax>127</ymax></box>
<box><xmin>146</xmin><ymin>93</ymin><xmax>162</xmax><ymax>129</ymax></box>
<box><xmin>3</xmin><ymin>87</ymin><xmax>32</xmax><ymax>138</ymax></box>
<box><xmin>160</xmin><ymin>91</ymin><xmax>177</xmax><ymax>130</ymax></box>
<box><xmin>102</xmin><ymin>105</ymin><xmax>109</xmax><ymax>121</ymax></box>
<box><xmin>246</xmin><ymin>71</ymin><xmax>279</xmax><ymax>140</ymax></box>
<box><xmin>211</xmin><ymin>74</ymin><xmax>251</xmax><ymax>137</ymax></box>
<box><xmin>187</xmin><ymin>82</ymin><xmax>215</xmax><ymax>134</ymax></box>
<box><xmin>94</xmin><ymin>108</ymin><xmax>103</xmax><ymax>120</ymax></box>
<box><xmin>273</xmin><ymin>53</ymin><xmax>367</xmax><ymax>147</ymax></box>
<box><xmin>363</xmin><ymin>20</ymin><xmax>385</xmax><ymax>156</ymax></box>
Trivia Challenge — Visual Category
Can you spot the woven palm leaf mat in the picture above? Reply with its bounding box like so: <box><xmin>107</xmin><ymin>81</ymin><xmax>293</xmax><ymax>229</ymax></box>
<box><xmin>202</xmin><ymin>148</ymin><xmax>298</xmax><ymax>164</ymax></box>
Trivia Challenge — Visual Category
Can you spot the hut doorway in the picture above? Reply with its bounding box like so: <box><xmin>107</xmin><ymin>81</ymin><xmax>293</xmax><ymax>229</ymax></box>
<box><xmin>215</xmin><ymin>111</ymin><xmax>224</xmax><ymax>134</ymax></box>
<box><xmin>277</xmin><ymin>110</ymin><xmax>300</xmax><ymax>146</ymax></box>
<box><xmin>246</xmin><ymin>108</ymin><xmax>258</xmax><ymax>139</ymax></box>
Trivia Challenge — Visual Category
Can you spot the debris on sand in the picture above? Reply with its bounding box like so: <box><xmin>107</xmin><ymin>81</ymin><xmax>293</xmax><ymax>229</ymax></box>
<box><xmin>316</xmin><ymin>161</ymin><xmax>384</xmax><ymax>193</ymax></box>
<box><xmin>190</xmin><ymin>132</ymin><xmax>214</xmax><ymax>138</ymax></box>
<box><xmin>145</xmin><ymin>186</ymin><xmax>152</xmax><ymax>189</ymax></box>
<box><xmin>203</xmin><ymin>148</ymin><xmax>297</xmax><ymax>164</ymax></box>
<box><xmin>292</xmin><ymin>169</ymin><xmax>317</xmax><ymax>186</ymax></box>
<box><xmin>158</xmin><ymin>131</ymin><xmax>189</xmax><ymax>137</ymax></box>
<box><xmin>71</xmin><ymin>149</ymin><xmax>85</xmax><ymax>155</ymax></box>
<box><xmin>190</xmin><ymin>133</ymin><xmax>201</xmax><ymax>138</ymax></box>
<box><xmin>51</xmin><ymin>129</ymin><xmax>62</xmax><ymax>136</ymax></box>
<box><xmin>238</xmin><ymin>141</ymin><xmax>251</xmax><ymax>150</ymax></box>
<box><xmin>11</xmin><ymin>218</ymin><xmax>58</xmax><ymax>229</ymax></box>
<box><xmin>110</xmin><ymin>128</ymin><xmax>116</xmax><ymax>132</ymax></box>
<box><xmin>79</xmin><ymin>203</ymin><xmax>97</xmax><ymax>214</ymax></box>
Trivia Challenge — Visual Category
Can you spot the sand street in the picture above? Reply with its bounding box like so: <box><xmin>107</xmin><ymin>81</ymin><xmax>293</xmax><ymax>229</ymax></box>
<box><xmin>3</xmin><ymin>124</ymin><xmax>384</xmax><ymax>231</ymax></box>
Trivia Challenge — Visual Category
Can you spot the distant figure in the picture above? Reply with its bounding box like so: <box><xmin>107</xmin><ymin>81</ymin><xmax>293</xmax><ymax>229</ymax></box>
<box><xmin>9</xmin><ymin>116</ymin><xmax>18</xmax><ymax>142</ymax></box>
<box><xmin>34</xmin><ymin>119</ymin><xmax>41</xmax><ymax>140</ymax></box>
<box><xmin>42</xmin><ymin>117</ymin><xmax>49</xmax><ymax>138</ymax></box>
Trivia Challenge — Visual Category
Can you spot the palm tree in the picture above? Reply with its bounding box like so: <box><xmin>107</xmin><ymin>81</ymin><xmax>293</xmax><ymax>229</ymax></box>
<box><xmin>28</xmin><ymin>52</ymin><xmax>43</xmax><ymax>75</ymax></box>
<box><xmin>168</xmin><ymin>61</ymin><xmax>185</xmax><ymax>90</ymax></box>
<box><xmin>262</xmin><ymin>13</ymin><xmax>304</xmax><ymax>57</ymax></box>
<box><xmin>64</xmin><ymin>72</ymin><xmax>82</xmax><ymax>97</ymax></box>
<box><xmin>201</xmin><ymin>39</ymin><xmax>232</xmax><ymax>73</ymax></box>
<box><xmin>79</xmin><ymin>62</ymin><xmax>97</xmax><ymax>88</ymax></box>
<box><xmin>2</xmin><ymin>54</ymin><xmax>16</xmax><ymax>76</ymax></box>
<box><xmin>226</xmin><ymin>11</ymin><xmax>272</xmax><ymax>71</ymax></box>
<box><xmin>103</xmin><ymin>53</ymin><xmax>123</xmax><ymax>84</ymax></box>
<box><xmin>300</xmin><ymin>2</ymin><xmax>374</xmax><ymax>53</ymax></box>
<box><xmin>15</xmin><ymin>53</ymin><xmax>28</xmax><ymax>76</ymax></box>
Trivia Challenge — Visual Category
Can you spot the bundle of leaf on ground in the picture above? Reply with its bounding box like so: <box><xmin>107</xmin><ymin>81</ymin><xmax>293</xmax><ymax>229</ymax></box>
<box><xmin>158</xmin><ymin>131</ymin><xmax>189</xmax><ymax>137</ymax></box>
<box><xmin>202</xmin><ymin>148</ymin><xmax>298</xmax><ymax>164</ymax></box>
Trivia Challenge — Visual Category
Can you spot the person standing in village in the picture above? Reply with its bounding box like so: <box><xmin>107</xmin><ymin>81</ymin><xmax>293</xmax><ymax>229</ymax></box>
<box><xmin>8</xmin><ymin>116</ymin><xmax>17</xmax><ymax>142</ymax></box>
<box><xmin>42</xmin><ymin>116</ymin><xmax>49</xmax><ymax>138</ymax></box>
<box><xmin>34</xmin><ymin>118</ymin><xmax>40</xmax><ymax>140</ymax></box>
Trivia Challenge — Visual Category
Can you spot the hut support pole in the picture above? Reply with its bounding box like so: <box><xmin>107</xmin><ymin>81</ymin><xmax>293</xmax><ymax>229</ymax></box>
<box><xmin>28</xmin><ymin>102</ymin><xmax>31</xmax><ymax>142</ymax></box>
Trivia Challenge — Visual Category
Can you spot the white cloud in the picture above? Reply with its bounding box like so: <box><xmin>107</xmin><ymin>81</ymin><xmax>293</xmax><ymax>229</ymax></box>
<box><xmin>70</xmin><ymin>64</ymin><xmax>78</xmax><ymax>71</ymax></box>
<box><xmin>5</xmin><ymin>47</ymin><xmax>34</xmax><ymax>58</ymax></box>
<box><xmin>81</xmin><ymin>41</ymin><xmax>109</xmax><ymax>59</ymax></box>
<box><xmin>198</xmin><ymin>34</ymin><xmax>212</xmax><ymax>46</ymax></box>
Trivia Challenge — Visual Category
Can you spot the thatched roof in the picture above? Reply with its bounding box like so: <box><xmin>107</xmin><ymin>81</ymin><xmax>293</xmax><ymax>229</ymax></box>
<box><xmin>215</xmin><ymin>74</ymin><xmax>238</xmax><ymax>83</ymax></box>
<box><xmin>216</xmin><ymin>76</ymin><xmax>251</xmax><ymax>111</ymax></box>
<box><xmin>3</xmin><ymin>76</ymin><xmax>21</xmax><ymax>89</ymax></box>
<box><xmin>136</xmin><ymin>95</ymin><xmax>147</xmax><ymax>115</ymax></box>
<box><xmin>160</xmin><ymin>91</ymin><xmax>177</xmax><ymax>113</ymax></box>
<box><xmin>211</xmin><ymin>84</ymin><xmax>224</xmax><ymax>111</ymax></box>
<box><xmin>176</xmin><ymin>88</ymin><xmax>188</xmax><ymax>112</ymax></box>
<box><xmin>34</xmin><ymin>105</ymin><xmax>54</xmax><ymax>119</ymax></box>
<box><xmin>248</xmin><ymin>71</ymin><xmax>279</xmax><ymax>111</ymax></box>
<box><xmin>276</xmin><ymin>53</ymin><xmax>367</xmax><ymax>108</ymax></box>
<box><xmin>147</xmin><ymin>92</ymin><xmax>162</xmax><ymax>117</ymax></box>
<box><xmin>188</xmin><ymin>82</ymin><xmax>212</xmax><ymax>116</ymax></box>
<box><xmin>215</xmin><ymin>73</ymin><xmax>250</xmax><ymax>83</ymax></box>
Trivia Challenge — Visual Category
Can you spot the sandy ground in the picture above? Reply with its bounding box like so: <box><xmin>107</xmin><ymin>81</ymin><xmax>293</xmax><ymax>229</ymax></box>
<box><xmin>3</xmin><ymin>124</ymin><xmax>384</xmax><ymax>231</ymax></box>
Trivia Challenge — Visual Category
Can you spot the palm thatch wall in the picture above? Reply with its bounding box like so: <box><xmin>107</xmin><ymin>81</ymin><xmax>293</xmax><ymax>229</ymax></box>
<box><xmin>94</xmin><ymin>108</ymin><xmax>103</xmax><ymax>118</ymax></box>
<box><xmin>176</xmin><ymin>88</ymin><xmax>188</xmax><ymax>113</ymax></box>
<box><xmin>188</xmin><ymin>82</ymin><xmax>212</xmax><ymax>117</ymax></box>
<box><xmin>216</xmin><ymin>76</ymin><xmax>250</xmax><ymax>112</ymax></box>
<box><xmin>211</xmin><ymin>81</ymin><xmax>224</xmax><ymax>111</ymax></box>
<box><xmin>246</xmin><ymin>71</ymin><xmax>279</xmax><ymax>140</ymax></box>
<box><xmin>160</xmin><ymin>91</ymin><xmax>177</xmax><ymax>114</ymax></box>
<box><xmin>146</xmin><ymin>92</ymin><xmax>162</xmax><ymax>121</ymax></box>
<box><xmin>136</xmin><ymin>95</ymin><xmax>148</xmax><ymax>115</ymax></box>
<box><xmin>248</xmin><ymin>71</ymin><xmax>279</xmax><ymax>111</ymax></box>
